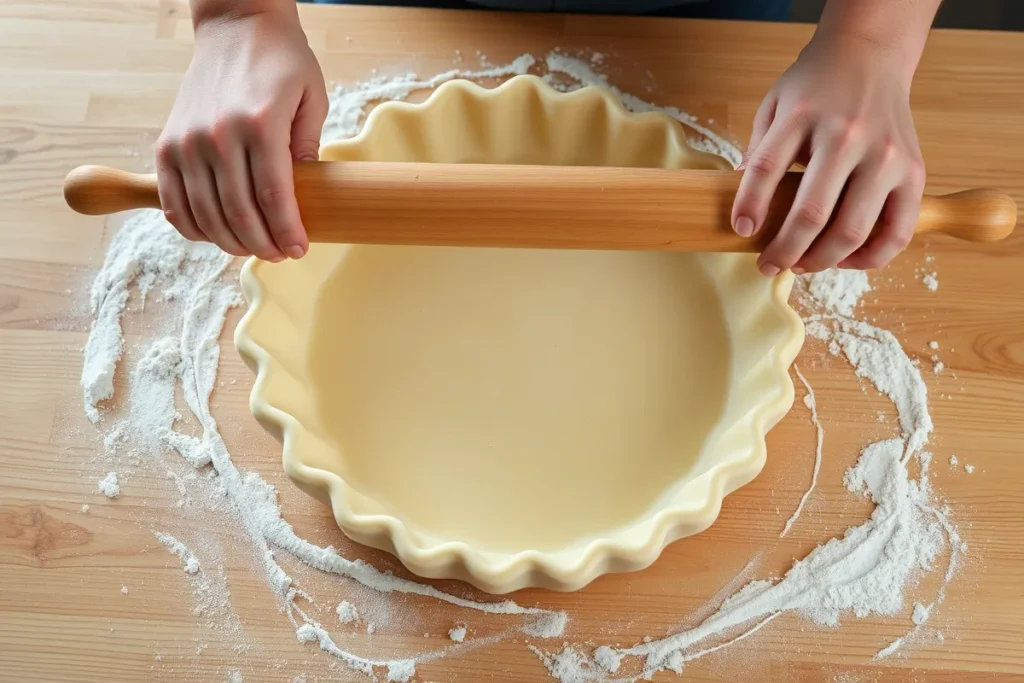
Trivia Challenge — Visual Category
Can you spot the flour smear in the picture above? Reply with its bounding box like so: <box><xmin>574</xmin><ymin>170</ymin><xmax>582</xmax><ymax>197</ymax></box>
<box><xmin>79</xmin><ymin>51</ymin><xmax>963</xmax><ymax>682</ymax></box>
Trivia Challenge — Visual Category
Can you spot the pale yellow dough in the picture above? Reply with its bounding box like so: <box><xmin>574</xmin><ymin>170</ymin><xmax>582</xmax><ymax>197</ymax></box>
<box><xmin>311</xmin><ymin>246</ymin><xmax>729</xmax><ymax>552</ymax></box>
<box><xmin>236</xmin><ymin>75</ymin><xmax>803</xmax><ymax>592</ymax></box>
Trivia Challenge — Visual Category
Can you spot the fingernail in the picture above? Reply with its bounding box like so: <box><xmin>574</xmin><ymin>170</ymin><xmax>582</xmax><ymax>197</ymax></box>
<box><xmin>285</xmin><ymin>244</ymin><xmax>307</xmax><ymax>259</ymax></box>
<box><xmin>759</xmin><ymin>262</ymin><xmax>780</xmax><ymax>277</ymax></box>
<box><xmin>268</xmin><ymin>255</ymin><xmax>285</xmax><ymax>264</ymax></box>
<box><xmin>791</xmin><ymin>266</ymin><xmax>805</xmax><ymax>275</ymax></box>
<box><xmin>734</xmin><ymin>216</ymin><xmax>754</xmax><ymax>237</ymax></box>
<box><xmin>297</xmin><ymin>154</ymin><xmax>319</xmax><ymax>162</ymax></box>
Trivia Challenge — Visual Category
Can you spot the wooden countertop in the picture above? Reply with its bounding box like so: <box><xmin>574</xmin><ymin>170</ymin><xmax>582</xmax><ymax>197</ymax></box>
<box><xmin>1</xmin><ymin>2</ymin><xmax>1023</xmax><ymax>681</ymax></box>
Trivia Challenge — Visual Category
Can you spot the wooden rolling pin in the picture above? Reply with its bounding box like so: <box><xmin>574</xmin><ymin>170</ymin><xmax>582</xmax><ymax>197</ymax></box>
<box><xmin>64</xmin><ymin>162</ymin><xmax>1017</xmax><ymax>251</ymax></box>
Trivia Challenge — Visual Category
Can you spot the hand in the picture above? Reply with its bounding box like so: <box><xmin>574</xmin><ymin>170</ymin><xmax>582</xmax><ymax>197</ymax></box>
<box><xmin>156</xmin><ymin>4</ymin><xmax>327</xmax><ymax>261</ymax></box>
<box><xmin>731</xmin><ymin>35</ymin><xmax>927</xmax><ymax>275</ymax></box>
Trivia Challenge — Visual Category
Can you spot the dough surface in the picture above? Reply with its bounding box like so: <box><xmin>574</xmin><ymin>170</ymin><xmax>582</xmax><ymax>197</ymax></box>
<box><xmin>309</xmin><ymin>246</ymin><xmax>730</xmax><ymax>552</ymax></box>
<box><xmin>236</xmin><ymin>75</ymin><xmax>802</xmax><ymax>592</ymax></box>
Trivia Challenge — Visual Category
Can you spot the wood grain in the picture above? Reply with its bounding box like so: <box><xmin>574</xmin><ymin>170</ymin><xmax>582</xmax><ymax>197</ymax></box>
<box><xmin>2</xmin><ymin>1</ymin><xmax>1023</xmax><ymax>682</ymax></box>
<box><xmin>63</xmin><ymin>163</ymin><xmax>1018</xmax><ymax>249</ymax></box>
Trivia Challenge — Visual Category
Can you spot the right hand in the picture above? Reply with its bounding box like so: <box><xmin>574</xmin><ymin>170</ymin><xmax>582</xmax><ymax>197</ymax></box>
<box><xmin>156</xmin><ymin>5</ymin><xmax>328</xmax><ymax>261</ymax></box>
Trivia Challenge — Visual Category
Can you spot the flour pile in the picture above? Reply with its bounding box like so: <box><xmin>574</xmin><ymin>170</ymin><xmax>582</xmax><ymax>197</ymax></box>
<box><xmin>80</xmin><ymin>52</ymin><xmax>961</xmax><ymax>682</ymax></box>
<box><xmin>97</xmin><ymin>471</ymin><xmax>120</xmax><ymax>498</ymax></box>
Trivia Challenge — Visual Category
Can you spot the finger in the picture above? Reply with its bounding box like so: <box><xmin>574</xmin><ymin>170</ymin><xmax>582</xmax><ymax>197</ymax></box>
<box><xmin>840</xmin><ymin>182</ymin><xmax>922</xmax><ymax>270</ymax></box>
<box><xmin>290</xmin><ymin>84</ymin><xmax>329</xmax><ymax>162</ymax></box>
<box><xmin>740</xmin><ymin>94</ymin><xmax>778</xmax><ymax>171</ymax></box>
<box><xmin>212</xmin><ymin>146</ymin><xmax>284</xmax><ymax>262</ymax></box>
<box><xmin>155</xmin><ymin>158</ymin><xmax>205</xmax><ymax>243</ymax></box>
<box><xmin>757</xmin><ymin>145</ymin><xmax>860</xmax><ymax>276</ymax></box>
<box><xmin>181</xmin><ymin>158</ymin><xmax>248</xmax><ymax>257</ymax></box>
<box><xmin>795</xmin><ymin>168</ymin><xmax>895</xmax><ymax>272</ymax></box>
<box><xmin>249</xmin><ymin>136</ymin><xmax>309</xmax><ymax>259</ymax></box>
<box><xmin>731</xmin><ymin>114</ymin><xmax>806</xmax><ymax>238</ymax></box>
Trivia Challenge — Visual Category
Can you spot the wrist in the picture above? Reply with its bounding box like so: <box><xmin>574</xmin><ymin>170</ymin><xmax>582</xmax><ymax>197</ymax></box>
<box><xmin>815</xmin><ymin>0</ymin><xmax>939</xmax><ymax>87</ymax></box>
<box><xmin>190</xmin><ymin>0</ymin><xmax>297</xmax><ymax>30</ymax></box>
<box><xmin>809</xmin><ymin>28</ymin><xmax>920</xmax><ymax>90</ymax></box>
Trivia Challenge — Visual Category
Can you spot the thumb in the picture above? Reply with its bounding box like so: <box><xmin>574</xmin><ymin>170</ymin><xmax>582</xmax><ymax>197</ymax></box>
<box><xmin>290</xmin><ymin>84</ymin><xmax>329</xmax><ymax>161</ymax></box>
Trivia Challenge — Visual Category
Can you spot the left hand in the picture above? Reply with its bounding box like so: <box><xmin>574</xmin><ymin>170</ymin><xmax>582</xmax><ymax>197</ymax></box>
<box><xmin>731</xmin><ymin>34</ymin><xmax>927</xmax><ymax>275</ymax></box>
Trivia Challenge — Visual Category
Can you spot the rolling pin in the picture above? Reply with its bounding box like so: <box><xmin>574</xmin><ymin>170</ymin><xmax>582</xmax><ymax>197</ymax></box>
<box><xmin>64</xmin><ymin>162</ymin><xmax>1017</xmax><ymax>251</ymax></box>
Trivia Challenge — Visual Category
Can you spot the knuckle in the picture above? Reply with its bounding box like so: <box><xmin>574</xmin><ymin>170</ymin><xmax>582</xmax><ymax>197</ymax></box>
<box><xmin>890</xmin><ymin>228</ymin><xmax>914</xmax><ymax>251</ymax></box>
<box><xmin>906</xmin><ymin>158</ymin><xmax>927</xmax><ymax>189</ymax></box>
<box><xmin>163</xmin><ymin>208</ymin><xmax>182</xmax><ymax>229</ymax></box>
<box><xmin>180</xmin><ymin>128</ymin><xmax>210</xmax><ymax>156</ymax></box>
<box><xmin>829</xmin><ymin>120</ymin><xmax>861</xmax><ymax>150</ymax></box>
<box><xmin>210</xmin><ymin>119</ymin><xmax>237</xmax><ymax>148</ymax></box>
<box><xmin>190</xmin><ymin>202</ymin><xmax>218</xmax><ymax>232</ymax></box>
<box><xmin>834</xmin><ymin>221</ymin><xmax>870</xmax><ymax>247</ymax></box>
<box><xmin>256</xmin><ymin>184</ymin><xmax>290</xmax><ymax>212</ymax></box>
<box><xmin>220</xmin><ymin>197</ymin><xmax>249</xmax><ymax>229</ymax></box>
<box><xmin>248</xmin><ymin>108</ymin><xmax>277</xmax><ymax>138</ymax></box>
<box><xmin>747</xmin><ymin>151</ymin><xmax>778</xmax><ymax>178</ymax></box>
<box><xmin>155</xmin><ymin>139</ymin><xmax>178</xmax><ymax>166</ymax></box>
<box><xmin>795</xmin><ymin>201</ymin><xmax>830</xmax><ymax>230</ymax></box>
<box><xmin>787</xmin><ymin>101</ymin><xmax>812</xmax><ymax>124</ymax></box>
<box><xmin>875</xmin><ymin>137</ymin><xmax>899</xmax><ymax>166</ymax></box>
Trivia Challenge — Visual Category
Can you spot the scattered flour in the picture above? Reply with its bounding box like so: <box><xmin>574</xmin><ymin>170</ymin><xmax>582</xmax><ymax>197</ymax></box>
<box><xmin>804</xmin><ymin>269</ymin><xmax>872</xmax><ymax>316</ymax></box>
<box><xmin>965</xmin><ymin>464</ymin><xmax>975</xmax><ymax>474</ymax></box>
<box><xmin>950</xmin><ymin>455</ymin><xmax>959</xmax><ymax>467</ymax></box>
<box><xmin>322</xmin><ymin>55</ymin><xmax>537</xmax><ymax>142</ymax></box>
<box><xmin>81</xmin><ymin>204</ymin><xmax>564</xmax><ymax>680</ymax></box>
<box><xmin>121</xmin><ymin>585</ymin><xmax>129</xmax><ymax>595</ymax></box>
<box><xmin>155</xmin><ymin>532</ymin><xmax>201</xmax><ymax>575</ymax></box>
<box><xmin>593</xmin><ymin>645</ymin><xmax>622</xmax><ymax>673</ymax></box>
<box><xmin>928</xmin><ymin>341</ymin><xmax>939</xmax><ymax>350</ymax></box>
<box><xmin>780</xmin><ymin>365</ymin><xmax>824</xmax><ymax>537</ymax></box>
<box><xmin>831</xmin><ymin>316</ymin><xmax>933</xmax><ymax>454</ymax></box>
<box><xmin>874</xmin><ymin>636</ymin><xmax>906</xmax><ymax>660</ymax></box>
<box><xmin>543</xmin><ymin>53</ymin><xmax>741</xmax><ymax>166</ymax></box>
<box><xmin>336</xmin><ymin>600</ymin><xmax>360</xmax><ymax>625</ymax></box>
<box><xmin>532</xmin><ymin>268</ymin><xmax>961</xmax><ymax>680</ymax></box>
<box><xmin>922</xmin><ymin>272</ymin><xmax>939</xmax><ymax>291</ymax></box>
<box><xmin>98</xmin><ymin>471</ymin><xmax>120</xmax><ymax>498</ymax></box>
<box><xmin>448</xmin><ymin>624</ymin><xmax>467</xmax><ymax>643</ymax></box>
<box><xmin>80</xmin><ymin>54</ymin><xmax>965</xmax><ymax>682</ymax></box>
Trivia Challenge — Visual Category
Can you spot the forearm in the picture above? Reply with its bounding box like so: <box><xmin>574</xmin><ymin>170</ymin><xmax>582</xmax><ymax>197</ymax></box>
<box><xmin>817</xmin><ymin>0</ymin><xmax>941</xmax><ymax>84</ymax></box>
<box><xmin>190</xmin><ymin>0</ymin><xmax>299</xmax><ymax>27</ymax></box>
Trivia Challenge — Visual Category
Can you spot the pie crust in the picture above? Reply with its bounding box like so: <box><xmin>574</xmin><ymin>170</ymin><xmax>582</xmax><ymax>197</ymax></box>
<box><xmin>235</xmin><ymin>75</ymin><xmax>804</xmax><ymax>593</ymax></box>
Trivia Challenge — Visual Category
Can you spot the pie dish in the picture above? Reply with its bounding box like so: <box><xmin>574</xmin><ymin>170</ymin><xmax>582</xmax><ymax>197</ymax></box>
<box><xmin>235</xmin><ymin>75</ymin><xmax>804</xmax><ymax>593</ymax></box>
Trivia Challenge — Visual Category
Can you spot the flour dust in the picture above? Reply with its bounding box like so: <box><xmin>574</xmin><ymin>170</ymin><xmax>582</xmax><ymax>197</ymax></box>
<box><xmin>79</xmin><ymin>51</ymin><xmax>963</xmax><ymax>682</ymax></box>
<box><xmin>531</xmin><ymin>269</ymin><xmax>964</xmax><ymax>682</ymax></box>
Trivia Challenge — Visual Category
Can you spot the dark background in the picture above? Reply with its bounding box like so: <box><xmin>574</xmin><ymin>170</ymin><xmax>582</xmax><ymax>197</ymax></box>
<box><xmin>793</xmin><ymin>0</ymin><xmax>1024</xmax><ymax>31</ymax></box>
<box><xmin>311</xmin><ymin>0</ymin><xmax>1024</xmax><ymax>30</ymax></box>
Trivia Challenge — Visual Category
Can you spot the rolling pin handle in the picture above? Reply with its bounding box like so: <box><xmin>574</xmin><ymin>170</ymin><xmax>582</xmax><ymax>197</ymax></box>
<box><xmin>64</xmin><ymin>165</ymin><xmax>162</xmax><ymax>216</ymax></box>
<box><xmin>917</xmin><ymin>188</ymin><xmax>1017</xmax><ymax>242</ymax></box>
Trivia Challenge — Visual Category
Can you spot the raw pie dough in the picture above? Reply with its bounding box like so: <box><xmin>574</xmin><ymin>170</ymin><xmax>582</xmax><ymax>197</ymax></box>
<box><xmin>311</xmin><ymin>246</ymin><xmax>729</xmax><ymax>552</ymax></box>
<box><xmin>236</xmin><ymin>75</ymin><xmax>803</xmax><ymax>592</ymax></box>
